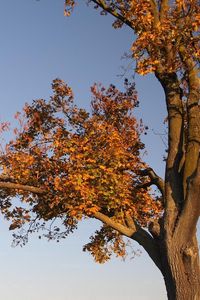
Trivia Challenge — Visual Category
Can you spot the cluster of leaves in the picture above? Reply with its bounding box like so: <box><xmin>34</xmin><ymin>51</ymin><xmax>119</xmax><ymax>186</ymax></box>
<box><xmin>0</xmin><ymin>79</ymin><xmax>161</xmax><ymax>262</ymax></box>
<box><xmin>65</xmin><ymin>0</ymin><xmax>199</xmax><ymax>75</ymax></box>
<box><xmin>83</xmin><ymin>225</ymin><xmax>127</xmax><ymax>263</ymax></box>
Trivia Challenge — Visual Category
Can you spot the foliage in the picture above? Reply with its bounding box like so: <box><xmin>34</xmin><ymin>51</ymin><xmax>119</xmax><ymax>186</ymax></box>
<box><xmin>0</xmin><ymin>1</ymin><xmax>200</xmax><ymax>297</ymax></box>
<box><xmin>0</xmin><ymin>79</ymin><xmax>161</xmax><ymax>262</ymax></box>
<box><xmin>65</xmin><ymin>0</ymin><xmax>199</xmax><ymax>75</ymax></box>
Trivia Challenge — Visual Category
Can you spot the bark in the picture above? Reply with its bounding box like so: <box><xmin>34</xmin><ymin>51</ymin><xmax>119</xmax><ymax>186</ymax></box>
<box><xmin>156</xmin><ymin>72</ymin><xmax>184</xmax><ymax>233</ymax></box>
<box><xmin>159</xmin><ymin>233</ymin><xmax>200</xmax><ymax>300</ymax></box>
<box><xmin>95</xmin><ymin>212</ymin><xmax>200</xmax><ymax>299</ymax></box>
<box><xmin>0</xmin><ymin>181</ymin><xmax>45</xmax><ymax>194</ymax></box>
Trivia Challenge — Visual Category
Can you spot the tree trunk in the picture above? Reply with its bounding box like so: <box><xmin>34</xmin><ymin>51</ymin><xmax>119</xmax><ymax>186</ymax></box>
<box><xmin>159</xmin><ymin>234</ymin><xmax>200</xmax><ymax>300</ymax></box>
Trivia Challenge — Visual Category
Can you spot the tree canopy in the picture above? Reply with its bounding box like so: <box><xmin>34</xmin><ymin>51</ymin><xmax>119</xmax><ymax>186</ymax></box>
<box><xmin>65</xmin><ymin>0</ymin><xmax>199</xmax><ymax>75</ymax></box>
<box><xmin>0</xmin><ymin>1</ymin><xmax>199</xmax><ymax>299</ymax></box>
<box><xmin>0</xmin><ymin>79</ymin><xmax>161</xmax><ymax>262</ymax></box>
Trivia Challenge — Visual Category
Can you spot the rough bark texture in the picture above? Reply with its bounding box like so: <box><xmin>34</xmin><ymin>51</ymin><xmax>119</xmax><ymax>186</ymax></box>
<box><xmin>154</xmin><ymin>68</ymin><xmax>200</xmax><ymax>299</ymax></box>
<box><xmin>154</xmin><ymin>229</ymin><xmax>199</xmax><ymax>300</ymax></box>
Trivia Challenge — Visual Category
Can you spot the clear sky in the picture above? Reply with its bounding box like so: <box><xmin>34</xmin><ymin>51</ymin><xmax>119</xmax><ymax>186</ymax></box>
<box><xmin>0</xmin><ymin>1</ymin><xmax>167</xmax><ymax>299</ymax></box>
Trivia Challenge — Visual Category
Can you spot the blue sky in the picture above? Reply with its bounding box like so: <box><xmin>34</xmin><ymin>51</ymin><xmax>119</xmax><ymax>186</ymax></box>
<box><xmin>0</xmin><ymin>1</ymin><xmax>167</xmax><ymax>299</ymax></box>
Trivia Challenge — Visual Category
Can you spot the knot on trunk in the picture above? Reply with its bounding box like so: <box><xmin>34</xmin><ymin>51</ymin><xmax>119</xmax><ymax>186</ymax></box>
<box><xmin>182</xmin><ymin>246</ymin><xmax>194</xmax><ymax>258</ymax></box>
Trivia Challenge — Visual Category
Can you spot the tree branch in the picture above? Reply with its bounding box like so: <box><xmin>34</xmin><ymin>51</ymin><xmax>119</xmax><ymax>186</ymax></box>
<box><xmin>160</xmin><ymin>0</ymin><xmax>169</xmax><ymax>20</ymax></box>
<box><xmin>91</xmin><ymin>0</ymin><xmax>159</xmax><ymax>29</ymax></box>
<box><xmin>139</xmin><ymin>167</ymin><xmax>165</xmax><ymax>198</ymax></box>
<box><xmin>148</xmin><ymin>0</ymin><xmax>159</xmax><ymax>26</ymax></box>
<box><xmin>131</xmin><ymin>225</ymin><xmax>161</xmax><ymax>270</ymax></box>
<box><xmin>91</xmin><ymin>0</ymin><xmax>134</xmax><ymax>30</ymax></box>
<box><xmin>94</xmin><ymin>211</ymin><xmax>134</xmax><ymax>236</ymax></box>
<box><xmin>0</xmin><ymin>177</ymin><xmax>161</xmax><ymax>270</ymax></box>
<box><xmin>179</xmin><ymin>45</ymin><xmax>200</xmax><ymax>199</ymax></box>
<box><xmin>94</xmin><ymin>211</ymin><xmax>162</xmax><ymax>270</ymax></box>
<box><xmin>0</xmin><ymin>181</ymin><xmax>45</xmax><ymax>194</ymax></box>
<box><xmin>156</xmin><ymin>71</ymin><xmax>184</xmax><ymax>231</ymax></box>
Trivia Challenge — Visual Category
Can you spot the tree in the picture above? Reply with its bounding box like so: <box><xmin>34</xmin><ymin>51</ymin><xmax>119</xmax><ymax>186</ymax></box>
<box><xmin>0</xmin><ymin>0</ymin><xmax>199</xmax><ymax>299</ymax></box>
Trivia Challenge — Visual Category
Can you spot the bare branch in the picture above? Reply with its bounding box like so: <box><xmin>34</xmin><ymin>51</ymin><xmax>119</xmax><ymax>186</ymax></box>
<box><xmin>91</xmin><ymin>0</ymin><xmax>134</xmax><ymax>30</ymax></box>
<box><xmin>91</xmin><ymin>0</ymin><xmax>159</xmax><ymax>29</ymax></box>
<box><xmin>125</xmin><ymin>213</ymin><xmax>135</xmax><ymax>229</ymax></box>
<box><xmin>94</xmin><ymin>211</ymin><xmax>135</xmax><ymax>236</ymax></box>
<box><xmin>139</xmin><ymin>167</ymin><xmax>165</xmax><ymax>197</ymax></box>
<box><xmin>0</xmin><ymin>181</ymin><xmax>45</xmax><ymax>194</ymax></box>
